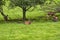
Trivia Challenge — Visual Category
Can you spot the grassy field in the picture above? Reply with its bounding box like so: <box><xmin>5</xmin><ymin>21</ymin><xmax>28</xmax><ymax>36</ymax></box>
<box><xmin>0</xmin><ymin>6</ymin><xmax>60</xmax><ymax>40</ymax></box>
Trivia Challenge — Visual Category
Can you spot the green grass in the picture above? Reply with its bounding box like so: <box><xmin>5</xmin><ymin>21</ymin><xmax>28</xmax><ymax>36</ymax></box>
<box><xmin>0</xmin><ymin>22</ymin><xmax>60</xmax><ymax>40</ymax></box>
<box><xmin>0</xmin><ymin>6</ymin><xmax>60</xmax><ymax>40</ymax></box>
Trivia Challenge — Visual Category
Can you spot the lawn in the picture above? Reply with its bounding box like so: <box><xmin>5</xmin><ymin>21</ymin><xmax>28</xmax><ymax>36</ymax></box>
<box><xmin>0</xmin><ymin>7</ymin><xmax>60</xmax><ymax>40</ymax></box>
<box><xmin>0</xmin><ymin>21</ymin><xmax>60</xmax><ymax>40</ymax></box>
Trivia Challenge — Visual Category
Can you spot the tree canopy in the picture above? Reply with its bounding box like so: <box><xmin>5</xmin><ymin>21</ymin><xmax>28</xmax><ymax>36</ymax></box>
<box><xmin>39</xmin><ymin>0</ymin><xmax>60</xmax><ymax>13</ymax></box>
<box><xmin>9</xmin><ymin>0</ymin><xmax>47</xmax><ymax>22</ymax></box>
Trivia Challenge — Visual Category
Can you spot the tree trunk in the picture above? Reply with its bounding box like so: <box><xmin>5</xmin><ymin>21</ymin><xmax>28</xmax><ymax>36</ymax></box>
<box><xmin>22</xmin><ymin>7</ymin><xmax>26</xmax><ymax>22</ymax></box>
<box><xmin>1</xmin><ymin>12</ymin><xmax>8</xmax><ymax>21</ymax></box>
<box><xmin>0</xmin><ymin>7</ymin><xmax>8</xmax><ymax>21</ymax></box>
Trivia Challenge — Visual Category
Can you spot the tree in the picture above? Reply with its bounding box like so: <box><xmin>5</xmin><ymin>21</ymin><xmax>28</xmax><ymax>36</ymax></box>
<box><xmin>41</xmin><ymin>0</ymin><xmax>60</xmax><ymax>12</ymax></box>
<box><xmin>9</xmin><ymin>0</ymin><xmax>47</xmax><ymax>22</ymax></box>
<box><xmin>54</xmin><ymin>1</ymin><xmax>60</xmax><ymax>13</ymax></box>
<box><xmin>0</xmin><ymin>0</ymin><xmax>8</xmax><ymax>21</ymax></box>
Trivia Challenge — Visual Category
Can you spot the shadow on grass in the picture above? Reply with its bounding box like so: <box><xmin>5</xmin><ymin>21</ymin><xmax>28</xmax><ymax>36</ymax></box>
<box><xmin>0</xmin><ymin>19</ymin><xmax>23</xmax><ymax>24</ymax></box>
<box><xmin>0</xmin><ymin>16</ymin><xmax>58</xmax><ymax>24</ymax></box>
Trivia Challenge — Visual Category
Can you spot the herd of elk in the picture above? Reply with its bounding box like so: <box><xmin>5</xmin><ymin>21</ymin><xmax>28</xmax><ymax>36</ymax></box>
<box><xmin>47</xmin><ymin>12</ymin><xmax>58</xmax><ymax>22</ymax></box>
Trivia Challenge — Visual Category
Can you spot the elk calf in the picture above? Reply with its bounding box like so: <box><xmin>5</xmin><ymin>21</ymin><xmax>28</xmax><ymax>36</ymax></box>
<box><xmin>24</xmin><ymin>20</ymin><xmax>31</xmax><ymax>25</ymax></box>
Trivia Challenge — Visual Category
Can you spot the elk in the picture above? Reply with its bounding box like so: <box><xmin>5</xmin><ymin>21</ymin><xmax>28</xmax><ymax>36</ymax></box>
<box><xmin>52</xmin><ymin>16</ymin><xmax>58</xmax><ymax>22</ymax></box>
<box><xmin>48</xmin><ymin>12</ymin><xmax>56</xmax><ymax>16</ymax></box>
<box><xmin>46</xmin><ymin>11</ymin><xmax>58</xmax><ymax>22</ymax></box>
<box><xmin>24</xmin><ymin>20</ymin><xmax>31</xmax><ymax>25</ymax></box>
<box><xmin>46</xmin><ymin>12</ymin><xmax>56</xmax><ymax>20</ymax></box>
